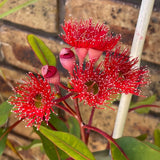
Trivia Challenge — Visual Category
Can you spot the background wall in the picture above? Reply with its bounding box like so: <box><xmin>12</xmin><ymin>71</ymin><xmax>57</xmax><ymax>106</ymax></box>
<box><xmin>0</xmin><ymin>0</ymin><xmax>160</xmax><ymax>159</ymax></box>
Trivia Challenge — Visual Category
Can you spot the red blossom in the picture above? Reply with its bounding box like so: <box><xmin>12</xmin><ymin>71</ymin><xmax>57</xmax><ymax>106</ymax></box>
<box><xmin>69</xmin><ymin>48</ymin><xmax>150</xmax><ymax>108</ymax></box>
<box><xmin>104</xmin><ymin>47</ymin><xmax>150</xmax><ymax>96</ymax></box>
<box><xmin>61</xmin><ymin>19</ymin><xmax>120</xmax><ymax>51</ymax></box>
<box><xmin>69</xmin><ymin>60</ymin><xmax>119</xmax><ymax>108</ymax></box>
<box><xmin>8</xmin><ymin>72</ymin><xmax>56</xmax><ymax>129</ymax></box>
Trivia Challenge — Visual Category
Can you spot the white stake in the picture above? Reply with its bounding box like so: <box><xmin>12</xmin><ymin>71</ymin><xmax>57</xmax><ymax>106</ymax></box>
<box><xmin>112</xmin><ymin>0</ymin><xmax>155</xmax><ymax>139</ymax></box>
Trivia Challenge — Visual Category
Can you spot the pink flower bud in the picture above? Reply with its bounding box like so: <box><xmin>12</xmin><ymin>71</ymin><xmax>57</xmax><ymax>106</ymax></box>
<box><xmin>41</xmin><ymin>65</ymin><xmax>60</xmax><ymax>84</ymax></box>
<box><xmin>75</xmin><ymin>48</ymin><xmax>88</xmax><ymax>66</ymax></box>
<box><xmin>59</xmin><ymin>48</ymin><xmax>75</xmax><ymax>74</ymax></box>
<box><xmin>88</xmin><ymin>48</ymin><xmax>103</xmax><ymax>61</ymax></box>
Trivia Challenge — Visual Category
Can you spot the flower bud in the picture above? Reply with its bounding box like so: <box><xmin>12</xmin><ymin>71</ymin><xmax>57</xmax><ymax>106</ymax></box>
<box><xmin>75</xmin><ymin>48</ymin><xmax>88</xmax><ymax>66</ymax></box>
<box><xmin>41</xmin><ymin>65</ymin><xmax>60</xmax><ymax>84</ymax></box>
<box><xmin>59</xmin><ymin>48</ymin><xmax>75</xmax><ymax>74</ymax></box>
<box><xmin>88</xmin><ymin>48</ymin><xmax>103</xmax><ymax>61</ymax></box>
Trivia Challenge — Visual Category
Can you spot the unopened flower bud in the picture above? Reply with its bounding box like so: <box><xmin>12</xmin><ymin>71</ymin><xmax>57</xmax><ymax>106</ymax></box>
<box><xmin>59</xmin><ymin>48</ymin><xmax>75</xmax><ymax>74</ymax></box>
<box><xmin>75</xmin><ymin>48</ymin><xmax>88</xmax><ymax>66</ymax></box>
<box><xmin>41</xmin><ymin>65</ymin><xmax>60</xmax><ymax>84</ymax></box>
<box><xmin>88</xmin><ymin>48</ymin><xmax>103</xmax><ymax>61</ymax></box>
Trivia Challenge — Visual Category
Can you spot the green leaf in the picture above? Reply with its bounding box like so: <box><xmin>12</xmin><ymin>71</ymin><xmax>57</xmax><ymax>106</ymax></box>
<box><xmin>0</xmin><ymin>128</ymin><xmax>8</xmax><ymax>155</ymax></box>
<box><xmin>130</xmin><ymin>95</ymin><xmax>156</xmax><ymax>114</ymax></box>
<box><xmin>93</xmin><ymin>150</ymin><xmax>111</xmax><ymax>160</ymax></box>
<box><xmin>39</xmin><ymin>126</ymin><xmax>96</xmax><ymax>160</ymax></box>
<box><xmin>116</xmin><ymin>137</ymin><xmax>160</xmax><ymax>160</ymax></box>
<box><xmin>17</xmin><ymin>139</ymin><xmax>42</xmax><ymax>151</ymax></box>
<box><xmin>68</xmin><ymin>117</ymin><xmax>80</xmax><ymax>138</ymax></box>
<box><xmin>27</xmin><ymin>34</ymin><xmax>56</xmax><ymax>66</ymax></box>
<box><xmin>34</xmin><ymin>127</ymin><xmax>68</xmax><ymax>160</ymax></box>
<box><xmin>110</xmin><ymin>142</ymin><xmax>127</xmax><ymax>160</ymax></box>
<box><xmin>0</xmin><ymin>101</ymin><xmax>13</xmax><ymax>126</ymax></box>
<box><xmin>154</xmin><ymin>129</ymin><xmax>160</xmax><ymax>147</ymax></box>
<box><xmin>0</xmin><ymin>0</ymin><xmax>39</xmax><ymax>19</ymax></box>
<box><xmin>144</xmin><ymin>141</ymin><xmax>160</xmax><ymax>152</ymax></box>
<box><xmin>49</xmin><ymin>112</ymin><xmax>68</xmax><ymax>132</ymax></box>
<box><xmin>136</xmin><ymin>134</ymin><xmax>148</xmax><ymax>141</ymax></box>
<box><xmin>0</xmin><ymin>0</ymin><xmax>9</xmax><ymax>8</ymax></box>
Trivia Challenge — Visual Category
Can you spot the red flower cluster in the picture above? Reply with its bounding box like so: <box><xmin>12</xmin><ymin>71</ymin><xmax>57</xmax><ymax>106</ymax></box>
<box><xmin>69</xmin><ymin>51</ymin><xmax>149</xmax><ymax>108</ymax></box>
<box><xmin>61</xmin><ymin>19</ymin><xmax>150</xmax><ymax>108</ymax></box>
<box><xmin>8</xmin><ymin>19</ymin><xmax>150</xmax><ymax>127</ymax></box>
<box><xmin>8</xmin><ymin>73</ymin><xmax>55</xmax><ymax>129</ymax></box>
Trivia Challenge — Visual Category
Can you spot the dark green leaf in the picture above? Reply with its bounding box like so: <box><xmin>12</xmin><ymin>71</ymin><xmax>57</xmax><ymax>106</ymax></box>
<box><xmin>136</xmin><ymin>133</ymin><xmax>148</xmax><ymax>141</ymax></box>
<box><xmin>39</xmin><ymin>126</ymin><xmax>96</xmax><ymax>160</ymax></box>
<box><xmin>116</xmin><ymin>137</ymin><xmax>160</xmax><ymax>160</ymax></box>
<box><xmin>0</xmin><ymin>101</ymin><xmax>13</xmax><ymax>126</ymax></box>
<box><xmin>68</xmin><ymin>117</ymin><xmax>80</xmax><ymax>138</ymax></box>
<box><xmin>27</xmin><ymin>34</ymin><xmax>56</xmax><ymax>66</ymax></box>
<box><xmin>34</xmin><ymin>127</ymin><xmax>68</xmax><ymax>160</ymax></box>
<box><xmin>0</xmin><ymin>128</ymin><xmax>8</xmax><ymax>155</ymax></box>
<box><xmin>130</xmin><ymin>95</ymin><xmax>156</xmax><ymax>114</ymax></box>
<box><xmin>154</xmin><ymin>129</ymin><xmax>160</xmax><ymax>147</ymax></box>
<box><xmin>49</xmin><ymin>112</ymin><xmax>68</xmax><ymax>132</ymax></box>
<box><xmin>93</xmin><ymin>150</ymin><xmax>111</xmax><ymax>160</ymax></box>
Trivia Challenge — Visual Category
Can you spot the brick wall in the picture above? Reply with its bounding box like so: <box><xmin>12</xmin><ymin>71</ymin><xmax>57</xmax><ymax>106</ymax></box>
<box><xmin>0</xmin><ymin>0</ymin><xmax>160</xmax><ymax>159</ymax></box>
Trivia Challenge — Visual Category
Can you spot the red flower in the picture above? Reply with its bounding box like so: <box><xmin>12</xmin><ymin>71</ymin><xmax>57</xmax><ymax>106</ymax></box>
<box><xmin>69</xmin><ymin>48</ymin><xmax>150</xmax><ymax>108</ymax></box>
<box><xmin>61</xmin><ymin>19</ymin><xmax>120</xmax><ymax>51</ymax></box>
<box><xmin>8</xmin><ymin>72</ymin><xmax>55</xmax><ymax>129</ymax></box>
<box><xmin>69</xmin><ymin>60</ymin><xmax>119</xmax><ymax>108</ymax></box>
<box><xmin>104</xmin><ymin>48</ymin><xmax>150</xmax><ymax>96</ymax></box>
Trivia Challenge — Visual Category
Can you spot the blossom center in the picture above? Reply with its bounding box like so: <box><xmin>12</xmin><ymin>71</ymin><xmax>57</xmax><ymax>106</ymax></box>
<box><xmin>34</xmin><ymin>94</ymin><xmax>42</xmax><ymax>108</ymax></box>
<box><xmin>85</xmin><ymin>81</ymin><xmax>98</xmax><ymax>95</ymax></box>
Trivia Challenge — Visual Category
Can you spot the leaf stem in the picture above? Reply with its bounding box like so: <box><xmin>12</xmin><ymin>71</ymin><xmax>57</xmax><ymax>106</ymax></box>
<box><xmin>53</xmin><ymin>92</ymin><xmax>74</xmax><ymax>103</ymax></box>
<box><xmin>129</xmin><ymin>104</ymin><xmax>160</xmax><ymax>112</ymax></box>
<box><xmin>86</xmin><ymin>107</ymin><xmax>95</xmax><ymax>144</ymax></box>
<box><xmin>74</xmin><ymin>99</ymin><xmax>86</xmax><ymax>143</ymax></box>
<box><xmin>0</xmin><ymin>119</ymin><xmax>23</xmax><ymax>141</ymax></box>
<box><xmin>59</xmin><ymin>82</ymin><xmax>70</xmax><ymax>90</ymax></box>
<box><xmin>54</xmin><ymin>104</ymin><xmax>73</xmax><ymax>116</ymax></box>
<box><xmin>83</xmin><ymin>125</ymin><xmax>129</xmax><ymax>160</ymax></box>
<box><xmin>48</xmin><ymin>122</ymin><xmax>57</xmax><ymax>131</ymax></box>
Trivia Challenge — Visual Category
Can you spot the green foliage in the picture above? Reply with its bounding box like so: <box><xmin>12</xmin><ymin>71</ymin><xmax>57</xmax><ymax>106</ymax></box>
<box><xmin>39</xmin><ymin>126</ymin><xmax>96</xmax><ymax>160</ymax></box>
<box><xmin>49</xmin><ymin>112</ymin><xmax>68</xmax><ymax>132</ymax></box>
<box><xmin>17</xmin><ymin>139</ymin><xmax>42</xmax><ymax>151</ymax></box>
<box><xmin>35</xmin><ymin>128</ymin><xmax>69</xmax><ymax>160</ymax></box>
<box><xmin>27</xmin><ymin>34</ymin><xmax>56</xmax><ymax>66</ymax></box>
<box><xmin>136</xmin><ymin>134</ymin><xmax>148</xmax><ymax>141</ymax></box>
<box><xmin>68</xmin><ymin>117</ymin><xmax>80</xmax><ymax>138</ymax></box>
<box><xmin>0</xmin><ymin>101</ymin><xmax>13</xmax><ymax>126</ymax></box>
<box><xmin>144</xmin><ymin>141</ymin><xmax>160</xmax><ymax>152</ymax></box>
<box><xmin>116</xmin><ymin>137</ymin><xmax>160</xmax><ymax>160</ymax></box>
<box><xmin>130</xmin><ymin>95</ymin><xmax>156</xmax><ymax>114</ymax></box>
<box><xmin>0</xmin><ymin>128</ymin><xmax>8</xmax><ymax>155</ymax></box>
<box><xmin>0</xmin><ymin>0</ymin><xmax>9</xmax><ymax>8</ymax></box>
<box><xmin>154</xmin><ymin>129</ymin><xmax>160</xmax><ymax>147</ymax></box>
<box><xmin>0</xmin><ymin>0</ymin><xmax>39</xmax><ymax>19</ymax></box>
<box><xmin>110</xmin><ymin>142</ymin><xmax>127</xmax><ymax>160</ymax></box>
